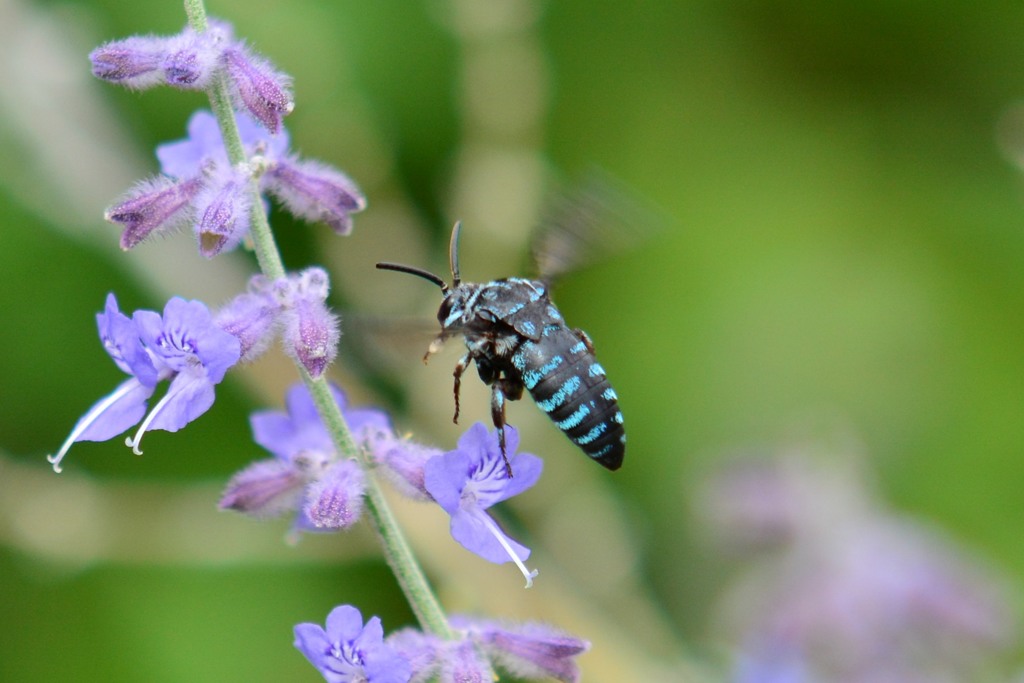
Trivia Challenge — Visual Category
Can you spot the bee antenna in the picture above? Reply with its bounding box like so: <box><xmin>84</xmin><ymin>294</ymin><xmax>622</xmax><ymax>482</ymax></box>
<box><xmin>376</xmin><ymin>262</ymin><xmax>449</xmax><ymax>293</ymax></box>
<box><xmin>449</xmin><ymin>221</ymin><xmax>462</xmax><ymax>287</ymax></box>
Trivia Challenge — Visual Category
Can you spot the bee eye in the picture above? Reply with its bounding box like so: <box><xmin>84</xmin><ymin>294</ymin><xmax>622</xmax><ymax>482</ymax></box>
<box><xmin>437</xmin><ymin>299</ymin><xmax>453</xmax><ymax>323</ymax></box>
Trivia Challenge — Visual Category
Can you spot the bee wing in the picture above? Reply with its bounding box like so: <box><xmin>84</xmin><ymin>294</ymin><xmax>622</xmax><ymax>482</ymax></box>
<box><xmin>339</xmin><ymin>313</ymin><xmax>442</xmax><ymax>375</ymax></box>
<box><xmin>531</xmin><ymin>169</ymin><xmax>665</xmax><ymax>285</ymax></box>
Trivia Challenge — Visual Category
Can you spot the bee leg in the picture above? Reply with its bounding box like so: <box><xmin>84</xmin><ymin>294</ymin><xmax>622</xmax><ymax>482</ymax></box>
<box><xmin>452</xmin><ymin>353</ymin><xmax>471</xmax><ymax>424</ymax></box>
<box><xmin>573</xmin><ymin>328</ymin><xmax>595</xmax><ymax>354</ymax></box>
<box><xmin>490</xmin><ymin>383</ymin><xmax>514</xmax><ymax>477</ymax></box>
<box><xmin>423</xmin><ymin>333</ymin><xmax>447</xmax><ymax>364</ymax></box>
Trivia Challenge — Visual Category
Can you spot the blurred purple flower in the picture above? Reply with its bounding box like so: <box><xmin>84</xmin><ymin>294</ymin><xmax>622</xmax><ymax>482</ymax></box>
<box><xmin>48</xmin><ymin>294</ymin><xmax>240</xmax><ymax>472</ymax></box>
<box><xmin>699</xmin><ymin>452</ymin><xmax>1018</xmax><ymax>682</ymax></box>
<box><xmin>294</xmin><ymin>605</ymin><xmax>411</xmax><ymax>683</ymax></box>
<box><xmin>385</xmin><ymin>629</ymin><xmax>439</xmax><ymax>683</ymax></box>
<box><xmin>437</xmin><ymin>640</ymin><xmax>493</xmax><ymax>683</ymax></box>
<box><xmin>424</xmin><ymin>423</ymin><xmax>542</xmax><ymax>587</ymax></box>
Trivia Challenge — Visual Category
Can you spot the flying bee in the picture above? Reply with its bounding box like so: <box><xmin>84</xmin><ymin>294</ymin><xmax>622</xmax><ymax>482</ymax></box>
<box><xmin>376</xmin><ymin>220</ymin><xmax>625</xmax><ymax>475</ymax></box>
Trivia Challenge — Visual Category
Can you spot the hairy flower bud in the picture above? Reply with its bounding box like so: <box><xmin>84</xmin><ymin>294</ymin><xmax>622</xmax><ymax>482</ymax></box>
<box><xmin>162</xmin><ymin>27</ymin><xmax>224</xmax><ymax>89</ymax></box>
<box><xmin>219</xmin><ymin>459</ymin><xmax>304</xmax><ymax>517</ymax></box>
<box><xmin>214</xmin><ymin>284</ymin><xmax>280</xmax><ymax>363</ymax></box>
<box><xmin>283</xmin><ymin>299</ymin><xmax>339</xmax><ymax>379</ymax></box>
<box><xmin>439</xmin><ymin>641</ymin><xmax>494</xmax><ymax>683</ymax></box>
<box><xmin>302</xmin><ymin>459</ymin><xmax>365</xmax><ymax>530</ymax></box>
<box><xmin>278</xmin><ymin>268</ymin><xmax>339</xmax><ymax>379</ymax></box>
<box><xmin>265</xmin><ymin>157</ymin><xmax>366</xmax><ymax>234</ymax></box>
<box><xmin>453</xmin><ymin>617</ymin><xmax>589</xmax><ymax>683</ymax></box>
<box><xmin>106</xmin><ymin>175</ymin><xmax>203</xmax><ymax>250</ymax></box>
<box><xmin>193</xmin><ymin>165</ymin><xmax>252</xmax><ymax>257</ymax></box>
<box><xmin>374</xmin><ymin>436</ymin><xmax>441</xmax><ymax>502</ymax></box>
<box><xmin>222</xmin><ymin>44</ymin><xmax>293</xmax><ymax>133</ymax></box>
<box><xmin>90</xmin><ymin>35</ymin><xmax>170</xmax><ymax>89</ymax></box>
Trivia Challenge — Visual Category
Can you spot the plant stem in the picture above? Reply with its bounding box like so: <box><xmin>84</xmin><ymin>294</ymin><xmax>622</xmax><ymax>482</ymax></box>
<box><xmin>185</xmin><ymin>0</ymin><xmax>453</xmax><ymax>639</ymax></box>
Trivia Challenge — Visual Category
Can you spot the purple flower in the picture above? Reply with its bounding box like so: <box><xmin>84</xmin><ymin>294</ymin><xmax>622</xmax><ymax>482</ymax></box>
<box><xmin>48</xmin><ymin>294</ymin><xmax>240</xmax><ymax>472</ymax></box>
<box><xmin>125</xmin><ymin>297</ymin><xmax>240</xmax><ymax>453</ymax></box>
<box><xmin>423</xmin><ymin>423</ymin><xmax>542</xmax><ymax>587</ymax></box>
<box><xmin>220</xmin><ymin>384</ymin><xmax>390</xmax><ymax>533</ymax></box>
<box><xmin>157</xmin><ymin>109</ymin><xmax>289</xmax><ymax>178</ymax></box>
<box><xmin>294</xmin><ymin>605</ymin><xmax>412</xmax><ymax>683</ymax></box>
<box><xmin>451</xmin><ymin>616</ymin><xmax>589</xmax><ymax>683</ymax></box>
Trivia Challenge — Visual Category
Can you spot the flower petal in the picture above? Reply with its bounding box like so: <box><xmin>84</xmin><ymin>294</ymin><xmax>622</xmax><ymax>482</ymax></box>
<box><xmin>450</xmin><ymin>507</ymin><xmax>530</xmax><ymax>565</ymax></box>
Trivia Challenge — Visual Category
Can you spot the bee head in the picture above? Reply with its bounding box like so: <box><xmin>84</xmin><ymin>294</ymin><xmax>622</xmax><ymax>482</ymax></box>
<box><xmin>376</xmin><ymin>221</ymin><xmax>468</xmax><ymax>330</ymax></box>
<box><xmin>436</xmin><ymin>284</ymin><xmax>477</xmax><ymax>331</ymax></box>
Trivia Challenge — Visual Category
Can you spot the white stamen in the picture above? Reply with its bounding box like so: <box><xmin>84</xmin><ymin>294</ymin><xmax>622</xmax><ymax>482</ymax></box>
<box><xmin>47</xmin><ymin>380</ymin><xmax>141</xmax><ymax>473</ymax></box>
<box><xmin>480</xmin><ymin>514</ymin><xmax>539</xmax><ymax>588</ymax></box>
<box><xmin>124</xmin><ymin>385</ymin><xmax>177</xmax><ymax>456</ymax></box>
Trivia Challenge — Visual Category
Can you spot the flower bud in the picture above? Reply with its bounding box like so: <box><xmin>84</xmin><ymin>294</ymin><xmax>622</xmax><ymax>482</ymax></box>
<box><xmin>439</xmin><ymin>641</ymin><xmax>494</xmax><ymax>683</ymax></box>
<box><xmin>302</xmin><ymin>460</ymin><xmax>365</xmax><ymax>529</ymax></box>
<box><xmin>278</xmin><ymin>268</ymin><xmax>340</xmax><ymax>379</ymax></box>
<box><xmin>90</xmin><ymin>35</ymin><xmax>170</xmax><ymax>89</ymax></box>
<box><xmin>282</xmin><ymin>299</ymin><xmax>340</xmax><ymax>379</ymax></box>
<box><xmin>454</xmin><ymin>617</ymin><xmax>589</xmax><ymax>683</ymax></box>
<box><xmin>222</xmin><ymin>44</ymin><xmax>293</xmax><ymax>133</ymax></box>
<box><xmin>162</xmin><ymin>28</ymin><xmax>224</xmax><ymax>89</ymax></box>
<box><xmin>106</xmin><ymin>175</ymin><xmax>203</xmax><ymax>250</ymax></box>
<box><xmin>214</xmin><ymin>287</ymin><xmax>280</xmax><ymax>363</ymax></box>
<box><xmin>374</xmin><ymin>436</ymin><xmax>441</xmax><ymax>502</ymax></box>
<box><xmin>265</xmin><ymin>157</ymin><xmax>366</xmax><ymax>234</ymax></box>
<box><xmin>193</xmin><ymin>166</ymin><xmax>252</xmax><ymax>257</ymax></box>
<box><xmin>219</xmin><ymin>458</ymin><xmax>304</xmax><ymax>517</ymax></box>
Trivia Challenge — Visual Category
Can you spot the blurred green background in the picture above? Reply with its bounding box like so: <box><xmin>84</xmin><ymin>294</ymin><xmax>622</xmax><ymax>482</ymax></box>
<box><xmin>3</xmin><ymin>0</ymin><xmax>1024</xmax><ymax>680</ymax></box>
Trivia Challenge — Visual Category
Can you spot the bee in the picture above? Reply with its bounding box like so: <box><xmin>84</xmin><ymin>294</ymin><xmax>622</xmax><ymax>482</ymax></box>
<box><xmin>377</xmin><ymin>221</ymin><xmax>625</xmax><ymax>475</ymax></box>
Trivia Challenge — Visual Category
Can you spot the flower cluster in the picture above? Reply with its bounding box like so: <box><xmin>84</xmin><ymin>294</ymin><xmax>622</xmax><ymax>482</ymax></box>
<box><xmin>220</xmin><ymin>384</ymin><xmax>542</xmax><ymax>586</ymax></box>
<box><xmin>72</xmin><ymin>9</ymin><xmax>595</xmax><ymax>683</ymax></box>
<box><xmin>91</xmin><ymin>19</ymin><xmax>291</xmax><ymax>131</ymax></box>
<box><xmin>106</xmin><ymin>109</ymin><xmax>365</xmax><ymax>256</ymax></box>
<box><xmin>294</xmin><ymin>605</ymin><xmax>589</xmax><ymax>683</ymax></box>
<box><xmin>48</xmin><ymin>293</ymin><xmax>240</xmax><ymax>473</ymax></box>
<box><xmin>216</xmin><ymin>267</ymin><xmax>340</xmax><ymax>377</ymax></box>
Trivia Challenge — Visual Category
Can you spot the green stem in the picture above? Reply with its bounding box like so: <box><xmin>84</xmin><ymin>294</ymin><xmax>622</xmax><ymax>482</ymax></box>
<box><xmin>184</xmin><ymin>0</ymin><xmax>452</xmax><ymax>639</ymax></box>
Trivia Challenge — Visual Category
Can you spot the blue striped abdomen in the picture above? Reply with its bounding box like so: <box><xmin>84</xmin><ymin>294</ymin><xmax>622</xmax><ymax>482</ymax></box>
<box><xmin>513</xmin><ymin>324</ymin><xmax>625</xmax><ymax>469</ymax></box>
